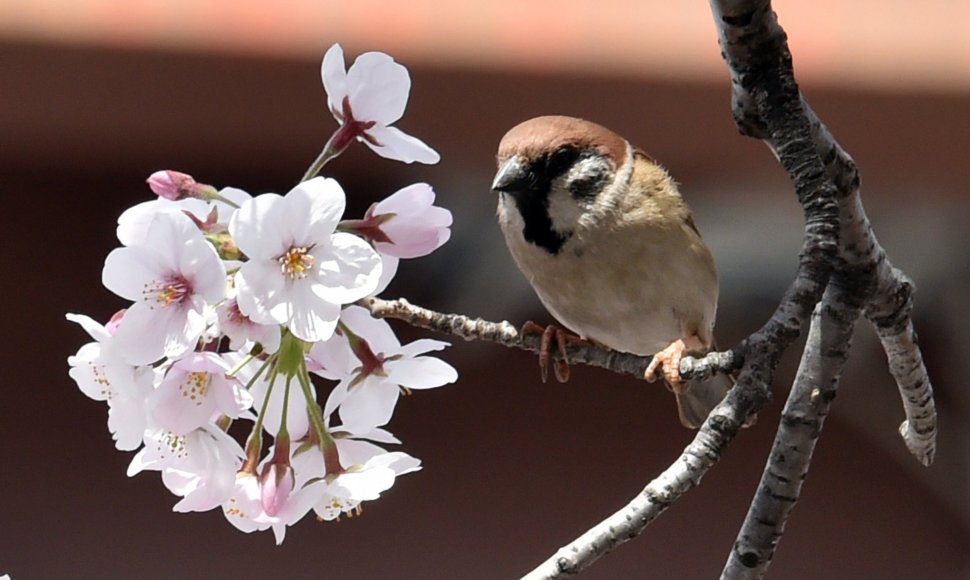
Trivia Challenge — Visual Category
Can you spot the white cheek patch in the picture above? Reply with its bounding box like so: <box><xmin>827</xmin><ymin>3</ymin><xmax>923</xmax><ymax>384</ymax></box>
<box><xmin>545</xmin><ymin>156</ymin><xmax>614</xmax><ymax>234</ymax></box>
<box><xmin>546</xmin><ymin>184</ymin><xmax>587</xmax><ymax>234</ymax></box>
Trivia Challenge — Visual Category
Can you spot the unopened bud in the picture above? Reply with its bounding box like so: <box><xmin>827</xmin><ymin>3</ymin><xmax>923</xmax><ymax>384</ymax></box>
<box><xmin>147</xmin><ymin>170</ymin><xmax>196</xmax><ymax>200</ymax></box>
<box><xmin>259</xmin><ymin>462</ymin><xmax>295</xmax><ymax>517</ymax></box>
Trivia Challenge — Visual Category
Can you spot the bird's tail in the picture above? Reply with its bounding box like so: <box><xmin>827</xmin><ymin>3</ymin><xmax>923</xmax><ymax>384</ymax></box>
<box><xmin>674</xmin><ymin>372</ymin><xmax>735</xmax><ymax>429</ymax></box>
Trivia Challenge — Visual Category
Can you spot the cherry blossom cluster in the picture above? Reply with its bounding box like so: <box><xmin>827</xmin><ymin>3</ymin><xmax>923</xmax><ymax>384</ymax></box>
<box><xmin>67</xmin><ymin>44</ymin><xmax>456</xmax><ymax>544</ymax></box>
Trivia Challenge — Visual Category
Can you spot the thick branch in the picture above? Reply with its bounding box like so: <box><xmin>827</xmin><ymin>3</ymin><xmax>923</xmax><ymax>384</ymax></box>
<box><xmin>722</xmin><ymin>282</ymin><xmax>862</xmax><ymax>578</ymax></box>
<box><xmin>711</xmin><ymin>1</ymin><xmax>937</xmax><ymax>578</ymax></box>
<box><xmin>710</xmin><ymin>0</ymin><xmax>935</xmax><ymax>464</ymax></box>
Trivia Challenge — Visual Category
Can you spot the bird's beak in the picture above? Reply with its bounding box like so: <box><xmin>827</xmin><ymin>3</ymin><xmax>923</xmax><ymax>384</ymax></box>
<box><xmin>492</xmin><ymin>155</ymin><xmax>531</xmax><ymax>193</ymax></box>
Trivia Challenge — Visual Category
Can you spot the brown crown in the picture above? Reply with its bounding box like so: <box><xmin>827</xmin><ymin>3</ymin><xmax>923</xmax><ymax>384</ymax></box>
<box><xmin>496</xmin><ymin>115</ymin><xmax>628</xmax><ymax>167</ymax></box>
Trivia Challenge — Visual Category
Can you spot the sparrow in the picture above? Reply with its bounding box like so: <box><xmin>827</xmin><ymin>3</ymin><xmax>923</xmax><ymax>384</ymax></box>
<box><xmin>491</xmin><ymin>115</ymin><xmax>731</xmax><ymax>428</ymax></box>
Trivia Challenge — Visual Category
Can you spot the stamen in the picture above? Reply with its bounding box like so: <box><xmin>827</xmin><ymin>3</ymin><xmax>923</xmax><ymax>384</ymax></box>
<box><xmin>143</xmin><ymin>275</ymin><xmax>192</xmax><ymax>308</ymax></box>
<box><xmin>278</xmin><ymin>246</ymin><xmax>315</xmax><ymax>279</ymax></box>
<box><xmin>181</xmin><ymin>371</ymin><xmax>210</xmax><ymax>406</ymax></box>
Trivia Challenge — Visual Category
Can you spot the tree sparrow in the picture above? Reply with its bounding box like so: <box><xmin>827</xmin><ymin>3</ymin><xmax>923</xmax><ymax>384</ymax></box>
<box><xmin>492</xmin><ymin>115</ymin><xmax>730</xmax><ymax>428</ymax></box>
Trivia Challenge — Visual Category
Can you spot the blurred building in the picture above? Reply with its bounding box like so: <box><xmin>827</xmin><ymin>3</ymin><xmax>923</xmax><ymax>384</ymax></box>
<box><xmin>1</xmin><ymin>1</ymin><xmax>967</xmax><ymax>578</ymax></box>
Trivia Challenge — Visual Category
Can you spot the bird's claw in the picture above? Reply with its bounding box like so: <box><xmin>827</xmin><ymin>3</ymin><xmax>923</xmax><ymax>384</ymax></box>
<box><xmin>645</xmin><ymin>335</ymin><xmax>706</xmax><ymax>392</ymax></box>
<box><xmin>522</xmin><ymin>321</ymin><xmax>574</xmax><ymax>383</ymax></box>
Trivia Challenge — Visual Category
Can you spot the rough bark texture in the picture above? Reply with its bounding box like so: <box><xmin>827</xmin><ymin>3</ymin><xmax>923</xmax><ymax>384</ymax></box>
<box><xmin>722</xmin><ymin>283</ymin><xmax>861</xmax><ymax>577</ymax></box>
<box><xmin>712</xmin><ymin>1</ymin><xmax>937</xmax><ymax>578</ymax></box>
<box><xmin>360</xmin><ymin>296</ymin><xmax>653</xmax><ymax>378</ymax></box>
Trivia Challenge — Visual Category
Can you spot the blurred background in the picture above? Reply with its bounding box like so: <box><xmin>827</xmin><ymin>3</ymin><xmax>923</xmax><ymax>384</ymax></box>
<box><xmin>1</xmin><ymin>1</ymin><xmax>968</xmax><ymax>578</ymax></box>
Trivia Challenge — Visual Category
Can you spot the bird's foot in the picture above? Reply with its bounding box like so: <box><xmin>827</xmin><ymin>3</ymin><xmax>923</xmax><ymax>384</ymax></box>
<box><xmin>645</xmin><ymin>335</ymin><xmax>707</xmax><ymax>392</ymax></box>
<box><xmin>521</xmin><ymin>321</ymin><xmax>583</xmax><ymax>383</ymax></box>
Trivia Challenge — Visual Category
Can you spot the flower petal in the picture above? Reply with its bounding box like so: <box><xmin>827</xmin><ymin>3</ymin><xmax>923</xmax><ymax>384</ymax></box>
<box><xmin>338</xmin><ymin>379</ymin><xmax>399</xmax><ymax>432</ymax></box>
<box><xmin>111</xmin><ymin>303</ymin><xmax>170</xmax><ymax>365</ymax></box>
<box><xmin>346</xmin><ymin>51</ymin><xmax>410</xmax><ymax>124</ymax></box>
<box><xmin>177</xmin><ymin>237</ymin><xmax>227</xmax><ymax>304</ymax></box>
<box><xmin>286</xmin><ymin>280</ymin><xmax>341</xmax><ymax>342</ymax></box>
<box><xmin>229</xmin><ymin>193</ymin><xmax>289</xmax><ymax>260</ymax></box>
<box><xmin>372</xmin><ymin>253</ymin><xmax>399</xmax><ymax>295</ymax></box>
<box><xmin>385</xmin><ymin>357</ymin><xmax>457</xmax><ymax>389</ymax></box>
<box><xmin>340</xmin><ymin>305</ymin><xmax>401</xmax><ymax>353</ymax></box>
<box><xmin>311</xmin><ymin>233</ymin><xmax>382</xmax><ymax>304</ymax></box>
<box><xmin>297</xmin><ymin>177</ymin><xmax>345</xmax><ymax>244</ymax></box>
<box><xmin>331</xmin><ymin>465</ymin><xmax>396</xmax><ymax>501</ymax></box>
<box><xmin>321</xmin><ymin>43</ymin><xmax>348</xmax><ymax>117</ymax></box>
<box><xmin>102</xmin><ymin>245</ymin><xmax>168</xmax><ymax>302</ymax></box>
<box><xmin>309</xmin><ymin>334</ymin><xmax>356</xmax><ymax>380</ymax></box>
<box><xmin>234</xmin><ymin>259</ymin><xmax>287</xmax><ymax>325</ymax></box>
<box><xmin>373</xmin><ymin>183</ymin><xmax>434</xmax><ymax>216</ymax></box>
<box><xmin>398</xmin><ymin>338</ymin><xmax>450</xmax><ymax>358</ymax></box>
<box><xmin>364</xmin><ymin>125</ymin><xmax>440</xmax><ymax>164</ymax></box>
<box><xmin>66</xmin><ymin>313</ymin><xmax>111</xmax><ymax>342</ymax></box>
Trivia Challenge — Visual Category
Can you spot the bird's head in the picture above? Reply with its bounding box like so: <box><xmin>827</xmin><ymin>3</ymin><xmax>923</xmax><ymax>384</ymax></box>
<box><xmin>492</xmin><ymin>115</ymin><xmax>631</xmax><ymax>253</ymax></box>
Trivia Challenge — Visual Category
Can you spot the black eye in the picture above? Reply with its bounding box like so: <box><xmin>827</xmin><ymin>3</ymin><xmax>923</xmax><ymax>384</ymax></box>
<box><xmin>545</xmin><ymin>146</ymin><xmax>578</xmax><ymax>177</ymax></box>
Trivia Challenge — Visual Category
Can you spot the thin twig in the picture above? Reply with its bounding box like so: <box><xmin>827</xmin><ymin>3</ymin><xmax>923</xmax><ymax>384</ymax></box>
<box><xmin>360</xmin><ymin>296</ymin><xmax>743</xmax><ymax>380</ymax></box>
<box><xmin>866</xmin><ymin>268</ymin><xmax>937</xmax><ymax>466</ymax></box>
<box><xmin>521</xmin><ymin>381</ymin><xmax>756</xmax><ymax>578</ymax></box>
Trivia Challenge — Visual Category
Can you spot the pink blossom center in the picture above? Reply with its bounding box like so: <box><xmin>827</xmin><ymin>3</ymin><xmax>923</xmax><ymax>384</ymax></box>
<box><xmin>278</xmin><ymin>246</ymin><xmax>314</xmax><ymax>279</ymax></box>
<box><xmin>226</xmin><ymin>300</ymin><xmax>251</xmax><ymax>326</ymax></box>
<box><xmin>145</xmin><ymin>275</ymin><xmax>192</xmax><ymax>308</ymax></box>
<box><xmin>332</xmin><ymin>96</ymin><xmax>379</xmax><ymax>150</ymax></box>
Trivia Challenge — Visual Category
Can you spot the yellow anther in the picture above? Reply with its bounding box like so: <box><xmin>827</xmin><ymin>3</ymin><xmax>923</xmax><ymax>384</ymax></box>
<box><xmin>278</xmin><ymin>246</ymin><xmax>315</xmax><ymax>279</ymax></box>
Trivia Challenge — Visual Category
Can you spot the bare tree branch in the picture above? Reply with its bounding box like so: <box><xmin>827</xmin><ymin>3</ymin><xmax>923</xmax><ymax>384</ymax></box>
<box><xmin>709</xmin><ymin>1</ymin><xmax>937</xmax><ymax>577</ymax></box>
<box><xmin>866</xmin><ymin>268</ymin><xmax>937</xmax><ymax>466</ymax></box>
<box><xmin>360</xmin><ymin>296</ymin><xmax>745</xmax><ymax>380</ymax></box>
<box><xmin>710</xmin><ymin>0</ymin><xmax>937</xmax><ymax>466</ymax></box>
<box><xmin>360</xmin><ymin>296</ymin><xmax>650</xmax><ymax>378</ymax></box>
<box><xmin>521</xmin><ymin>388</ymin><xmax>753</xmax><ymax>579</ymax></box>
<box><xmin>722</xmin><ymin>282</ymin><xmax>861</xmax><ymax>577</ymax></box>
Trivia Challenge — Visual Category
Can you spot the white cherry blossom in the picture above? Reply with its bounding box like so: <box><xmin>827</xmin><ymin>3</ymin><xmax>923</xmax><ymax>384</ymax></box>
<box><xmin>147</xmin><ymin>352</ymin><xmax>253</xmax><ymax>436</ymax></box>
<box><xmin>291</xmin><ymin>434</ymin><xmax>421</xmax><ymax>521</ymax></box>
<box><xmin>343</xmin><ymin>183</ymin><xmax>452</xmax><ymax>259</ymax></box>
<box><xmin>221</xmin><ymin>468</ymin><xmax>323</xmax><ymax>545</ymax></box>
<box><xmin>311</xmin><ymin>306</ymin><xmax>457</xmax><ymax>433</ymax></box>
<box><xmin>102</xmin><ymin>211</ymin><xmax>227</xmax><ymax>365</ymax></box>
<box><xmin>66</xmin><ymin>312</ymin><xmax>153</xmax><ymax>451</ymax></box>
<box><xmin>129</xmin><ymin>423</ymin><xmax>245</xmax><ymax>513</ymax></box>
<box><xmin>229</xmin><ymin>177</ymin><xmax>382</xmax><ymax>343</ymax></box>
<box><xmin>321</xmin><ymin>43</ymin><xmax>439</xmax><ymax>164</ymax></box>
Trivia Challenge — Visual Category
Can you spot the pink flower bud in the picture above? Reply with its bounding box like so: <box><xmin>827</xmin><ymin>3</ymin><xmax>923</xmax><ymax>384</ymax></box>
<box><xmin>259</xmin><ymin>462</ymin><xmax>295</xmax><ymax>517</ymax></box>
<box><xmin>147</xmin><ymin>170</ymin><xmax>196</xmax><ymax>200</ymax></box>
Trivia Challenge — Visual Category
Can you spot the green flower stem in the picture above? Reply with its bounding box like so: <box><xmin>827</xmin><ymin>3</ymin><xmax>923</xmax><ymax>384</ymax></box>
<box><xmin>277</xmin><ymin>375</ymin><xmax>292</xmax><ymax>442</ymax></box>
<box><xmin>207</xmin><ymin>190</ymin><xmax>241</xmax><ymax>208</ymax></box>
<box><xmin>300</xmin><ymin>124</ymin><xmax>355</xmax><ymax>182</ymax></box>
<box><xmin>242</xmin><ymin>360</ymin><xmax>279</xmax><ymax>473</ymax></box>
<box><xmin>227</xmin><ymin>353</ymin><xmax>258</xmax><ymax>378</ymax></box>
<box><xmin>295</xmin><ymin>367</ymin><xmax>343</xmax><ymax>476</ymax></box>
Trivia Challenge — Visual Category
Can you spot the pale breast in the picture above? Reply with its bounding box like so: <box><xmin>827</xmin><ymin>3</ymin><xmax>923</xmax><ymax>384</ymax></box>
<box><xmin>498</xmin><ymin>196</ymin><xmax>718</xmax><ymax>356</ymax></box>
